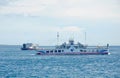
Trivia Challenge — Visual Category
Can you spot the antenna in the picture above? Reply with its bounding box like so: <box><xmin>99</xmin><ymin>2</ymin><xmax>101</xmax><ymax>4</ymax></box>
<box><xmin>85</xmin><ymin>32</ymin><xmax>86</xmax><ymax>45</ymax></box>
<box><xmin>57</xmin><ymin>32</ymin><xmax>59</xmax><ymax>46</ymax></box>
<box><xmin>107</xmin><ymin>44</ymin><xmax>109</xmax><ymax>49</ymax></box>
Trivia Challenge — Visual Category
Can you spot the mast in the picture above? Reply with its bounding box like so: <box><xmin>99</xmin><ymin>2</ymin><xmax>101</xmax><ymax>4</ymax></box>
<box><xmin>57</xmin><ymin>32</ymin><xmax>59</xmax><ymax>46</ymax></box>
<box><xmin>85</xmin><ymin>32</ymin><xmax>86</xmax><ymax>45</ymax></box>
<box><xmin>107</xmin><ymin>44</ymin><xmax>109</xmax><ymax>49</ymax></box>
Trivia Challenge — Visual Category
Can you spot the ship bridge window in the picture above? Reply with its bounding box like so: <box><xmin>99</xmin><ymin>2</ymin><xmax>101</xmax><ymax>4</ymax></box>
<box><xmin>67</xmin><ymin>46</ymin><xmax>70</xmax><ymax>49</ymax></box>
<box><xmin>74</xmin><ymin>46</ymin><xmax>78</xmax><ymax>49</ymax></box>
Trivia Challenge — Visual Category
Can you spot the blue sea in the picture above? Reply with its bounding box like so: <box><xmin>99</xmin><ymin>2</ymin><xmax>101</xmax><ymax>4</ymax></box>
<box><xmin>0</xmin><ymin>45</ymin><xmax>120</xmax><ymax>78</ymax></box>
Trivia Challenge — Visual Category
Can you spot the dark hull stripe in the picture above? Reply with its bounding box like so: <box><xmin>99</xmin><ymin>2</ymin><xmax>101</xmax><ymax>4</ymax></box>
<box><xmin>36</xmin><ymin>52</ymin><xmax>109</xmax><ymax>55</ymax></box>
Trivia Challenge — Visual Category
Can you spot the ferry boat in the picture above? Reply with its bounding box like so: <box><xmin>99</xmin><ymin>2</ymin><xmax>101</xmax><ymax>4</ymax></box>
<box><xmin>21</xmin><ymin>43</ymin><xmax>38</xmax><ymax>50</ymax></box>
<box><xmin>36</xmin><ymin>39</ymin><xmax>110</xmax><ymax>55</ymax></box>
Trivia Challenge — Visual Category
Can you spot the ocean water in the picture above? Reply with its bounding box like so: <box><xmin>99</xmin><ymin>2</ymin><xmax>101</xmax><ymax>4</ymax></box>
<box><xmin>0</xmin><ymin>45</ymin><xmax>120</xmax><ymax>78</ymax></box>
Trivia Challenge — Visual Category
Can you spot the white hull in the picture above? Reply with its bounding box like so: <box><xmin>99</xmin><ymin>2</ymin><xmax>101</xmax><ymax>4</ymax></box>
<box><xmin>36</xmin><ymin>39</ymin><xmax>110</xmax><ymax>55</ymax></box>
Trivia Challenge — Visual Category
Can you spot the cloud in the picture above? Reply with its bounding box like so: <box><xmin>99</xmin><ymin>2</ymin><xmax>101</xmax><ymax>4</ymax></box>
<box><xmin>45</xmin><ymin>26</ymin><xmax>85</xmax><ymax>43</ymax></box>
<box><xmin>41</xmin><ymin>26</ymin><xmax>84</xmax><ymax>33</ymax></box>
<box><xmin>0</xmin><ymin>0</ymin><xmax>50</xmax><ymax>15</ymax></box>
<box><xmin>61</xmin><ymin>26</ymin><xmax>83</xmax><ymax>32</ymax></box>
<box><xmin>32</xmin><ymin>26</ymin><xmax>84</xmax><ymax>33</ymax></box>
<box><xmin>0</xmin><ymin>0</ymin><xmax>119</xmax><ymax>19</ymax></box>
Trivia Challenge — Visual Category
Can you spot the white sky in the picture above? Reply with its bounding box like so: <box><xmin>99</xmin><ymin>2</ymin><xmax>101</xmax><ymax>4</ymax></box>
<box><xmin>0</xmin><ymin>0</ymin><xmax>120</xmax><ymax>45</ymax></box>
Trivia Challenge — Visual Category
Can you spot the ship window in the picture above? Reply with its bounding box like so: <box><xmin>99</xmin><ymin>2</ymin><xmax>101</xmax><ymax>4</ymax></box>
<box><xmin>67</xmin><ymin>46</ymin><xmax>70</xmax><ymax>49</ymax></box>
<box><xmin>84</xmin><ymin>50</ymin><xmax>86</xmax><ymax>52</ymax></box>
<box><xmin>58</xmin><ymin>50</ymin><xmax>61</xmax><ymax>52</ymax></box>
<box><xmin>50</xmin><ymin>50</ymin><xmax>53</xmax><ymax>53</ymax></box>
<box><xmin>46</xmin><ymin>51</ymin><xmax>49</xmax><ymax>53</ymax></box>
<box><xmin>71</xmin><ymin>43</ymin><xmax>74</xmax><ymax>45</ymax></box>
<box><xmin>55</xmin><ymin>50</ymin><xmax>57</xmax><ymax>52</ymax></box>
<box><xmin>71</xmin><ymin>49</ymin><xmax>74</xmax><ymax>52</ymax></box>
<box><xmin>62</xmin><ymin>50</ymin><xmax>64</xmax><ymax>52</ymax></box>
<box><xmin>96</xmin><ymin>49</ymin><xmax>99</xmax><ymax>52</ymax></box>
<box><xmin>74</xmin><ymin>46</ymin><xmax>78</xmax><ymax>49</ymax></box>
<box><xmin>80</xmin><ymin>50</ymin><xmax>83</xmax><ymax>52</ymax></box>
